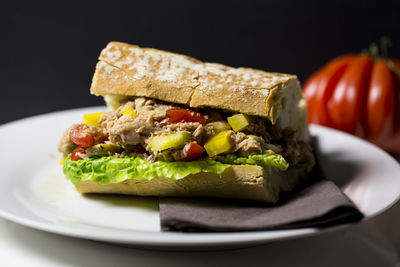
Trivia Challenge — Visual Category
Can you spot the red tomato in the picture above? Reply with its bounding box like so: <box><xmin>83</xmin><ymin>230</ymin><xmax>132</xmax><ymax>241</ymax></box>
<box><xmin>181</xmin><ymin>142</ymin><xmax>205</xmax><ymax>161</ymax></box>
<box><xmin>160</xmin><ymin>109</ymin><xmax>206</xmax><ymax>125</ymax></box>
<box><xmin>69</xmin><ymin>124</ymin><xmax>95</xmax><ymax>148</ymax></box>
<box><xmin>303</xmin><ymin>54</ymin><xmax>400</xmax><ymax>154</ymax></box>
<box><xmin>70</xmin><ymin>147</ymin><xmax>86</xmax><ymax>161</ymax></box>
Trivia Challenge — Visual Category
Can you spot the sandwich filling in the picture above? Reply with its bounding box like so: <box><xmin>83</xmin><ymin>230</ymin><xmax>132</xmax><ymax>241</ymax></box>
<box><xmin>59</xmin><ymin>96</ymin><xmax>314</xmax><ymax>182</ymax></box>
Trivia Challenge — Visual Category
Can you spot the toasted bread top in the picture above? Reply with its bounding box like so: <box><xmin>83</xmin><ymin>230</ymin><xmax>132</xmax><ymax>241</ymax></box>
<box><xmin>91</xmin><ymin>42</ymin><xmax>306</xmax><ymax>136</ymax></box>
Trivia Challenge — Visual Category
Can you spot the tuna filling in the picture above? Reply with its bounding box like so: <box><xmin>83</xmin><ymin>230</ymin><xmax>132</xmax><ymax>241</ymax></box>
<box><xmin>58</xmin><ymin>97</ymin><xmax>314</xmax><ymax>166</ymax></box>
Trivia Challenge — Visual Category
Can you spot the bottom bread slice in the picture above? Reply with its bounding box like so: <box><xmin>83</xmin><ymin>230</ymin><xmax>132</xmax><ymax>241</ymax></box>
<box><xmin>74</xmin><ymin>165</ymin><xmax>306</xmax><ymax>203</ymax></box>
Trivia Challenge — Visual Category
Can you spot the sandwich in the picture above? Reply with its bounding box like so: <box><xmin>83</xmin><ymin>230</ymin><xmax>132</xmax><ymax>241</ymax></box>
<box><xmin>58</xmin><ymin>42</ymin><xmax>315</xmax><ymax>203</ymax></box>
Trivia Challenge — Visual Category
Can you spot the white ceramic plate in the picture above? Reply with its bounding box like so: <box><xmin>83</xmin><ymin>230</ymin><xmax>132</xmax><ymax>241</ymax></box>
<box><xmin>0</xmin><ymin>107</ymin><xmax>399</xmax><ymax>249</ymax></box>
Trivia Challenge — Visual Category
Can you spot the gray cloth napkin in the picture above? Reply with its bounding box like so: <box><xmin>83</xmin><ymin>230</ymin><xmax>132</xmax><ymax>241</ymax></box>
<box><xmin>159</xmin><ymin>169</ymin><xmax>363</xmax><ymax>232</ymax></box>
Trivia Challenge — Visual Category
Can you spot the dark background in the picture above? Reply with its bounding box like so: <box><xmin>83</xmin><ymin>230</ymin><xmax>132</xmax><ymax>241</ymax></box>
<box><xmin>1</xmin><ymin>0</ymin><xmax>400</xmax><ymax>124</ymax></box>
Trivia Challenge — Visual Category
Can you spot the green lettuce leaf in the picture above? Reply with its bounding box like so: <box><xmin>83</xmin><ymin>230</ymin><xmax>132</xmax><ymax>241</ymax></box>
<box><xmin>215</xmin><ymin>153</ymin><xmax>289</xmax><ymax>171</ymax></box>
<box><xmin>63</xmin><ymin>152</ymin><xmax>289</xmax><ymax>184</ymax></box>
<box><xmin>63</xmin><ymin>156</ymin><xmax>230</xmax><ymax>184</ymax></box>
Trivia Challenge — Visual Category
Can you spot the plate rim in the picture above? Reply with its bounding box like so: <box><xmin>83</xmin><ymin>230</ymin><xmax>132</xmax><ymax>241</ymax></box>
<box><xmin>310</xmin><ymin>123</ymin><xmax>400</xmax><ymax>220</ymax></box>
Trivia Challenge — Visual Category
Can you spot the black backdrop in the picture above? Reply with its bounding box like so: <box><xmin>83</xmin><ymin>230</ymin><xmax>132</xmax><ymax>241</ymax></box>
<box><xmin>1</xmin><ymin>0</ymin><xmax>399</xmax><ymax>124</ymax></box>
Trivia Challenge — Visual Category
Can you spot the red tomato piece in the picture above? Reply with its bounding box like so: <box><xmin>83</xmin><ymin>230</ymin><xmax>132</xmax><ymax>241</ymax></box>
<box><xmin>69</xmin><ymin>124</ymin><xmax>95</xmax><ymax>148</ymax></box>
<box><xmin>160</xmin><ymin>109</ymin><xmax>206</xmax><ymax>125</ymax></box>
<box><xmin>181</xmin><ymin>142</ymin><xmax>205</xmax><ymax>161</ymax></box>
<box><xmin>70</xmin><ymin>147</ymin><xmax>86</xmax><ymax>161</ymax></box>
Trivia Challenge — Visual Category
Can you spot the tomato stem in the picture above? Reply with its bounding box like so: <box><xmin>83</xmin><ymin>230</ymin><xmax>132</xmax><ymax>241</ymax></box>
<box><xmin>364</xmin><ymin>36</ymin><xmax>392</xmax><ymax>61</ymax></box>
<box><xmin>377</xmin><ymin>36</ymin><xmax>400</xmax><ymax>79</ymax></box>
<box><xmin>369</xmin><ymin>43</ymin><xmax>379</xmax><ymax>60</ymax></box>
<box><xmin>380</xmin><ymin>36</ymin><xmax>392</xmax><ymax>59</ymax></box>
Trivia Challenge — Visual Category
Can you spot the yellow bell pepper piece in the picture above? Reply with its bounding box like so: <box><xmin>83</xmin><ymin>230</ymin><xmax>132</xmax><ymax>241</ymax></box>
<box><xmin>82</xmin><ymin>112</ymin><xmax>105</xmax><ymax>126</ymax></box>
<box><xmin>149</xmin><ymin>132</ymin><xmax>192</xmax><ymax>152</ymax></box>
<box><xmin>209</xmin><ymin>121</ymin><xmax>231</xmax><ymax>134</ymax></box>
<box><xmin>59</xmin><ymin>155</ymin><xmax>67</xmax><ymax>165</ymax></box>
<box><xmin>122</xmin><ymin>107</ymin><xmax>137</xmax><ymax>118</ymax></box>
<box><xmin>227</xmin><ymin>114</ymin><xmax>250</xmax><ymax>132</ymax></box>
<box><xmin>204</xmin><ymin>130</ymin><xmax>233</xmax><ymax>157</ymax></box>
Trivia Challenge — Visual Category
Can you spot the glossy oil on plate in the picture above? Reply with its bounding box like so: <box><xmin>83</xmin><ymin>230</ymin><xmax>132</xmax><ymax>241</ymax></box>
<box><xmin>0</xmin><ymin>107</ymin><xmax>399</xmax><ymax>249</ymax></box>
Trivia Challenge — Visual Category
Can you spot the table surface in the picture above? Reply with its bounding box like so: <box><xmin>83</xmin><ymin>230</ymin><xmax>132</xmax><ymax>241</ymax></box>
<box><xmin>1</xmin><ymin>198</ymin><xmax>399</xmax><ymax>267</ymax></box>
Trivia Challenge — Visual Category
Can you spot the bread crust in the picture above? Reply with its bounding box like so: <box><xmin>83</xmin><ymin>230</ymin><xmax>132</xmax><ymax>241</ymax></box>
<box><xmin>90</xmin><ymin>42</ymin><xmax>304</xmax><ymax>130</ymax></box>
<box><xmin>74</xmin><ymin>165</ymin><xmax>305</xmax><ymax>203</ymax></box>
